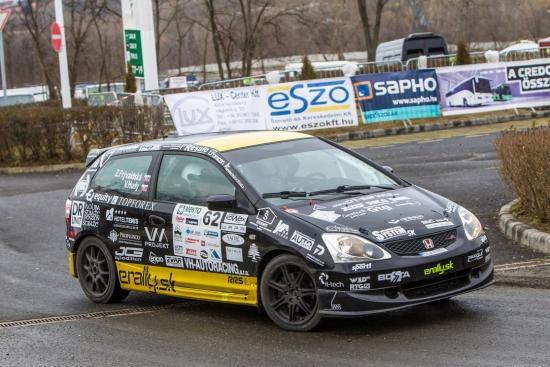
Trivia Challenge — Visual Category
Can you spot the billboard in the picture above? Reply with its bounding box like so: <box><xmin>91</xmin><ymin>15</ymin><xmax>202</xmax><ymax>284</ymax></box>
<box><xmin>263</xmin><ymin>78</ymin><xmax>359</xmax><ymax>131</ymax></box>
<box><xmin>164</xmin><ymin>86</ymin><xmax>269</xmax><ymax>135</ymax></box>
<box><xmin>351</xmin><ymin>70</ymin><xmax>441</xmax><ymax>123</ymax></box>
<box><xmin>437</xmin><ymin>59</ymin><xmax>550</xmax><ymax>116</ymax></box>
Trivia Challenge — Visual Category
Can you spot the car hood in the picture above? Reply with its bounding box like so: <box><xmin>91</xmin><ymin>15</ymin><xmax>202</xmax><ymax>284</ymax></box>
<box><xmin>285</xmin><ymin>186</ymin><xmax>459</xmax><ymax>243</ymax></box>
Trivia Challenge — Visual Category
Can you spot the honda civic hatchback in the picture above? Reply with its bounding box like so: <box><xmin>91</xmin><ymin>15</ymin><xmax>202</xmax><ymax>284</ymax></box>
<box><xmin>65</xmin><ymin>130</ymin><xmax>493</xmax><ymax>331</ymax></box>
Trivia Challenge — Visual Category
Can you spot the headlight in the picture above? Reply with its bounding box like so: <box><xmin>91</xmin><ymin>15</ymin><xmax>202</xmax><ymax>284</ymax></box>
<box><xmin>322</xmin><ymin>233</ymin><xmax>391</xmax><ymax>262</ymax></box>
<box><xmin>458</xmin><ymin>206</ymin><xmax>483</xmax><ymax>240</ymax></box>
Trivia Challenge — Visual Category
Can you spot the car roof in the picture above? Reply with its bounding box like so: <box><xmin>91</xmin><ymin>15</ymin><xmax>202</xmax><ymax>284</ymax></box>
<box><xmin>86</xmin><ymin>130</ymin><xmax>314</xmax><ymax>167</ymax></box>
<box><xmin>155</xmin><ymin>130</ymin><xmax>312</xmax><ymax>152</ymax></box>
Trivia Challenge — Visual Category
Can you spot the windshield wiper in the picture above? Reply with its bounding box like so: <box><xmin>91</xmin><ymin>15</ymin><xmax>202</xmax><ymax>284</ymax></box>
<box><xmin>262</xmin><ymin>191</ymin><xmax>308</xmax><ymax>199</ymax></box>
<box><xmin>262</xmin><ymin>185</ymin><xmax>396</xmax><ymax>199</ymax></box>
<box><xmin>308</xmin><ymin>184</ymin><xmax>396</xmax><ymax>196</ymax></box>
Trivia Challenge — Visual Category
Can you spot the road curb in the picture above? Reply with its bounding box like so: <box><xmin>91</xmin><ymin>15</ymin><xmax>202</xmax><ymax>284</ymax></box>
<box><xmin>498</xmin><ymin>199</ymin><xmax>550</xmax><ymax>255</ymax></box>
<box><xmin>326</xmin><ymin>110</ymin><xmax>550</xmax><ymax>142</ymax></box>
<box><xmin>0</xmin><ymin>162</ymin><xmax>83</xmax><ymax>175</ymax></box>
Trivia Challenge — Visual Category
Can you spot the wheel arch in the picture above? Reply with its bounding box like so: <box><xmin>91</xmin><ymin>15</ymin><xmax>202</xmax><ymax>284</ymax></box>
<box><xmin>71</xmin><ymin>233</ymin><xmax>108</xmax><ymax>278</ymax></box>
<box><xmin>256</xmin><ymin>247</ymin><xmax>302</xmax><ymax>307</ymax></box>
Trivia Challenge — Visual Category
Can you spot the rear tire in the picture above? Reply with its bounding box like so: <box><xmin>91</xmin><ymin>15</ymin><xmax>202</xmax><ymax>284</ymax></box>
<box><xmin>76</xmin><ymin>237</ymin><xmax>129</xmax><ymax>303</ymax></box>
<box><xmin>260</xmin><ymin>254</ymin><xmax>321</xmax><ymax>331</ymax></box>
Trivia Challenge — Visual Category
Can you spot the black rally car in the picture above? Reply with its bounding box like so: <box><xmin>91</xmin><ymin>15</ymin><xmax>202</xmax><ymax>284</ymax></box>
<box><xmin>65</xmin><ymin>131</ymin><xmax>493</xmax><ymax>331</ymax></box>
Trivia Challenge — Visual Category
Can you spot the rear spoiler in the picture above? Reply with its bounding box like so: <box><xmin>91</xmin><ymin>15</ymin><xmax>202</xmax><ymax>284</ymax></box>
<box><xmin>85</xmin><ymin>148</ymin><xmax>109</xmax><ymax>168</ymax></box>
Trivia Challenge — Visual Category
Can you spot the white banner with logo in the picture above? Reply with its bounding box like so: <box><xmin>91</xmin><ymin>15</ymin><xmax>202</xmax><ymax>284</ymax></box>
<box><xmin>263</xmin><ymin>77</ymin><xmax>359</xmax><ymax>131</ymax></box>
<box><xmin>164</xmin><ymin>86</ymin><xmax>270</xmax><ymax>135</ymax></box>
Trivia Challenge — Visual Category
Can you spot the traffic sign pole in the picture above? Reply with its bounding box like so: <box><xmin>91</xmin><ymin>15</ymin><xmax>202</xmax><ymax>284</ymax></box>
<box><xmin>0</xmin><ymin>31</ymin><xmax>6</xmax><ymax>100</ymax></box>
<box><xmin>0</xmin><ymin>10</ymin><xmax>11</xmax><ymax>100</ymax></box>
<box><xmin>53</xmin><ymin>0</ymin><xmax>71</xmax><ymax>108</ymax></box>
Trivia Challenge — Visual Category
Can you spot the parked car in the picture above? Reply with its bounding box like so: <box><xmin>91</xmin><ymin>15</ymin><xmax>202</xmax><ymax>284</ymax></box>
<box><xmin>65</xmin><ymin>131</ymin><xmax>493</xmax><ymax>331</ymax></box>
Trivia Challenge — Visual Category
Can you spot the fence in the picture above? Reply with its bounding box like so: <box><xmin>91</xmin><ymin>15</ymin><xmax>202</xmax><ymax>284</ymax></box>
<box><xmin>158</xmin><ymin>46</ymin><xmax>550</xmax><ymax>93</ymax></box>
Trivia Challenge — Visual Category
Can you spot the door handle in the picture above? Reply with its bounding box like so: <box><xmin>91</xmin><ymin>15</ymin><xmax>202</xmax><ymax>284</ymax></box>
<box><xmin>148</xmin><ymin>215</ymin><xmax>166</xmax><ymax>227</ymax></box>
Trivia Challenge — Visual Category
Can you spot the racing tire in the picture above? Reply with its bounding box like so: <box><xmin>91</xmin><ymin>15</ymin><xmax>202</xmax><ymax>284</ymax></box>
<box><xmin>260</xmin><ymin>254</ymin><xmax>321</xmax><ymax>331</ymax></box>
<box><xmin>76</xmin><ymin>237</ymin><xmax>129</xmax><ymax>303</ymax></box>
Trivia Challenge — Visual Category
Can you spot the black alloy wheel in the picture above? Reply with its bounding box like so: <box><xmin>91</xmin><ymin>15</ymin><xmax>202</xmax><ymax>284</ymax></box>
<box><xmin>76</xmin><ymin>237</ymin><xmax>129</xmax><ymax>303</ymax></box>
<box><xmin>260</xmin><ymin>254</ymin><xmax>321</xmax><ymax>331</ymax></box>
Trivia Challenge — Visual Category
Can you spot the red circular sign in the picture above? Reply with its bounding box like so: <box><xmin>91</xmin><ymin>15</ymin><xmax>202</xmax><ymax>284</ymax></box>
<box><xmin>51</xmin><ymin>22</ymin><xmax>62</xmax><ymax>53</ymax></box>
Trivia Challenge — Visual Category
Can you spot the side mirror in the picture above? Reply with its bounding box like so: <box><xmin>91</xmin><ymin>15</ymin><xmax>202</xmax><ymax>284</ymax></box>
<box><xmin>207</xmin><ymin>194</ymin><xmax>236</xmax><ymax>211</ymax></box>
<box><xmin>382</xmin><ymin>165</ymin><xmax>394</xmax><ymax>173</ymax></box>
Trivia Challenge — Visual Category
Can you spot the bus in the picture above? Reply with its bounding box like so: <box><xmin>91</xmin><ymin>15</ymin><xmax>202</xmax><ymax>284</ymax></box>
<box><xmin>445</xmin><ymin>76</ymin><xmax>493</xmax><ymax>107</ymax></box>
<box><xmin>492</xmin><ymin>83</ymin><xmax>512</xmax><ymax>102</ymax></box>
<box><xmin>376</xmin><ymin>32</ymin><xmax>448</xmax><ymax>62</ymax></box>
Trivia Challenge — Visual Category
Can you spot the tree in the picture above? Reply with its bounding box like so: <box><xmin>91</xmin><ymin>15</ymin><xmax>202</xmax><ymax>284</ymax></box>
<box><xmin>299</xmin><ymin>55</ymin><xmax>317</xmax><ymax>80</ymax></box>
<box><xmin>124</xmin><ymin>63</ymin><xmax>136</xmax><ymax>93</ymax></box>
<box><xmin>356</xmin><ymin>0</ymin><xmax>390</xmax><ymax>62</ymax></box>
<box><xmin>455</xmin><ymin>41</ymin><xmax>471</xmax><ymax>65</ymax></box>
<box><xmin>65</xmin><ymin>0</ymin><xmax>109</xmax><ymax>97</ymax></box>
<box><xmin>16</xmin><ymin>0</ymin><xmax>58</xmax><ymax>100</ymax></box>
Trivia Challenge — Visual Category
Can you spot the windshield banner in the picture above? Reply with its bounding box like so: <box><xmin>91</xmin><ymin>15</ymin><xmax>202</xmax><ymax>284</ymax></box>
<box><xmin>164</xmin><ymin>86</ymin><xmax>270</xmax><ymax>135</ymax></box>
<box><xmin>351</xmin><ymin>70</ymin><xmax>441</xmax><ymax>124</ymax></box>
<box><xmin>263</xmin><ymin>77</ymin><xmax>359</xmax><ymax>131</ymax></box>
<box><xmin>437</xmin><ymin>59</ymin><xmax>550</xmax><ymax>116</ymax></box>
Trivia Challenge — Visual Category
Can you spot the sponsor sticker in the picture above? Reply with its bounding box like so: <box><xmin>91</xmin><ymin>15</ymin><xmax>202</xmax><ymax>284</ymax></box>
<box><xmin>466</xmin><ymin>249</ymin><xmax>484</xmax><ymax>263</ymax></box>
<box><xmin>225</xmin><ymin>247</ymin><xmax>243</xmax><ymax>262</ymax></box>
<box><xmin>371</xmin><ymin>226</ymin><xmax>408</xmax><ymax>241</ymax></box>
<box><xmin>351</xmin><ymin>263</ymin><xmax>372</xmax><ymax>272</ymax></box>
<box><xmin>421</xmin><ymin>218</ymin><xmax>454</xmax><ymax>229</ymax></box>
<box><xmin>423</xmin><ymin>260</ymin><xmax>454</xmax><ymax>276</ymax></box>
<box><xmin>70</xmin><ymin>201</ymin><xmax>85</xmax><ymax>228</ymax></box>
<box><xmin>247</xmin><ymin>243</ymin><xmax>261</xmax><ymax>262</ymax></box>
<box><xmin>222</xmin><ymin>233</ymin><xmax>245</xmax><ymax>246</ymax></box>
<box><xmin>377</xmin><ymin>270</ymin><xmax>410</xmax><ymax>283</ymax></box>
<box><xmin>309</xmin><ymin>210</ymin><xmax>341</xmax><ymax>222</ymax></box>
<box><xmin>165</xmin><ymin>255</ymin><xmax>185</xmax><ymax>268</ymax></box>
<box><xmin>221</xmin><ymin>223</ymin><xmax>246</xmax><ymax>233</ymax></box>
<box><xmin>318</xmin><ymin>273</ymin><xmax>344</xmax><ymax>289</ymax></box>
<box><xmin>290</xmin><ymin>230</ymin><xmax>315</xmax><ymax>251</ymax></box>
<box><xmin>256</xmin><ymin>207</ymin><xmax>276</xmax><ymax>227</ymax></box>
<box><xmin>223</xmin><ymin>213</ymin><xmax>248</xmax><ymax>226</ymax></box>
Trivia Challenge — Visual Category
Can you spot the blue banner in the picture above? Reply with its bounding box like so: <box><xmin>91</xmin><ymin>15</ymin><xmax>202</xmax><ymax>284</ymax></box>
<box><xmin>352</xmin><ymin>70</ymin><xmax>441</xmax><ymax>123</ymax></box>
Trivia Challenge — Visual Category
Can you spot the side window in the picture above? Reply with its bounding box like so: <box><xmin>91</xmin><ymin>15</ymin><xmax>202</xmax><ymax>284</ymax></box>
<box><xmin>92</xmin><ymin>153</ymin><xmax>153</xmax><ymax>195</ymax></box>
<box><xmin>156</xmin><ymin>154</ymin><xmax>235</xmax><ymax>205</ymax></box>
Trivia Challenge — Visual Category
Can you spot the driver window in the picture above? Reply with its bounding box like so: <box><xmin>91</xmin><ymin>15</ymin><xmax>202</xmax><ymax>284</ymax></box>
<box><xmin>156</xmin><ymin>154</ymin><xmax>235</xmax><ymax>205</ymax></box>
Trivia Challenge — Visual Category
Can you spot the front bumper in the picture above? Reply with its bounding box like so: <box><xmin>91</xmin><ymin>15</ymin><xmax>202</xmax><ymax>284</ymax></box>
<box><xmin>318</xmin><ymin>251</ymin><xmax>493</xmax><ymax>317</ymax></box>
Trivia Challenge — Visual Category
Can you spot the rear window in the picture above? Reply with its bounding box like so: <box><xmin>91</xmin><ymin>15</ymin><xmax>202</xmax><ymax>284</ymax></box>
<box><xmin>92</xmin><ymin>153</ymin><xmax>154</xmax><ymax>195</ymax></box>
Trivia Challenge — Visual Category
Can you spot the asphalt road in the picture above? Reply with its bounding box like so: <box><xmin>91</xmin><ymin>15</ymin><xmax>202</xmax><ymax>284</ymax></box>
<box><xmin>0</xmin><ymin>131</ymin><xmax>548</xmax><ymax>366</ymax></box>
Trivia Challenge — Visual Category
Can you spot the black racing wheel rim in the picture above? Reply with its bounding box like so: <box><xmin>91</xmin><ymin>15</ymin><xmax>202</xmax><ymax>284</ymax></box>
<box><xmin>266</xmin><ymin>263</ymin><xmax>317</xmax><ymax>326</ymax></box>
<box><xmin>81</xmin><ymin>244</ymin><xmax>111</xmax><ymax>297</ymax></box>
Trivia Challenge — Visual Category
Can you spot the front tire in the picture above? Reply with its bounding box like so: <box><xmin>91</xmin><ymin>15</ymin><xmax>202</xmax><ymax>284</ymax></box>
<box><xmin>76</xmin><ymin>237</ymin><xmax>129</xmax><ymax>303</ymax></box>
<box><xmin>260</xmin><ymin>254</ymin><xmax>321</xmax><ymax>331</ymax></box>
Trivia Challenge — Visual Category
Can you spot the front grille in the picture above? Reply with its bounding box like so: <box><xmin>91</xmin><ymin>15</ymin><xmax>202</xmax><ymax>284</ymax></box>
<box><xmin>383</xmin><ymin>228</ymin><xmax>458</xmax><ymax>256</ymax></box>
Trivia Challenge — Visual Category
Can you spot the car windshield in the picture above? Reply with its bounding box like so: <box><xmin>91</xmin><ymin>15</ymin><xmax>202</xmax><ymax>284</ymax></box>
<box><xmin>223</xmin><ymin>138</ymin><xmax>400</xmax><ymax>205</ymax></box>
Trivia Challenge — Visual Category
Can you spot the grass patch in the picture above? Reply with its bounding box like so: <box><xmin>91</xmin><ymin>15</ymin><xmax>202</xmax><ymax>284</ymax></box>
<box><xmin>511</xmin><ymin>202</ymin><xmax>550</xmax><ymax>233</ymax></box>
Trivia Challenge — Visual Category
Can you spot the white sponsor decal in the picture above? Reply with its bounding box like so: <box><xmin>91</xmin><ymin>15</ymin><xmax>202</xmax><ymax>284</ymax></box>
<box><xmin>467</xmin><ymin>249</ymin><xmax>484</xmax><ymax>263</ymax></box>
<box><xmin>149</xmin><ymin>252</ymin><xmax>164</xmax><ymax>264</ymax></box>
<box><xmin>70</xmin><ymin>201</ymin><xmax>85</xmax><ymax>228</ymax></box>
<box><xmin>309</xmin><ymin>210</ymin><xmax>341</xmax><ymax>222</ymax></box>
<box><xmin>272</xmin><ymin>220</ymin><xmax>290</xmax><ymax>239</ymax></box>
<box><xmin>387</xmin><ymin>215</ymin><xmax>424</xmax><ymax>224</ymax></box>
<box><xmin>182</xmin><ymin>257</ymin><xmax>249</xmax><ymax>275</ymax></box>
<box><xmin>114</xmin><ymin>246</ymin><xmax>143</xmax><ymax>261</ymax></box>
<box><xmin>312</xmin><ymin>244</ymin><xmax>325</xmax><ymax>256</ymax></box>
<box><xmin>349</xmin><ymin>276</ymin><xmax>371</xmax><ymax>291</ymax></box>
<box><xmin>224</xmin><ymin>213</ymin><xmax>248</xmax><ymax>225</ymax></box>
<box><xmin>256</xmin><ymin>207</ymin><xmax>276</xmax><ymax>226</ymax></box>
<box><xmin>371</xmin><ymin>226</ymin><xmax>408</xmax><ymax>241</ymax></box>
<box><xmin>221</xmin><ymin>223</ymin><xmax>246</xmax><ymax>233</ymax></box>
<box><xmin>225</xmin><ymin>247</ymin><xmax>243</xmax><ymax>262</ymax></box>
<box><xmin>165</xmin><ymin>255</ymin><xmax>185</xmax><ymax>268</ymax></box>
<box><xmin>377</xmin><ymin>270</ymin><xmax>410</xmax><ymax>283</ymax></box>
<box><xmin>318</xmin><ymin>273</ymin><xmax>344</xmax><ymax>289</ymax></box>
<box><xmin>421</xmin><ymin>219</ymin><xmax>454</xmax><ymax>229</ymax></box>
<box><xmin>222</xmin><ymin>233</ymin><xmax>245</xmax><ymax>246</ymax></box>
<box><xmin>290</xmin><ymin>230</ymin><xmax>315</xmax><ymax>251</ymax></box>
<box><xmin>351</xmin><ymin>263</ymin><xmax>372</xmax><ymax>272</ymax></box>
<box><xmin>419</xmin><ymin>248</ymin><xmax>447</xmax><ymax>257</ymax></box>
<box><xmin>74</xmin><ymin>174</ymin><xmax>90</xmax><ymax>197</ymax></box>
<box><xmin>247</xmin><ymin>243</ymin><xmax>260</xmax><ymax>262</ymax></box>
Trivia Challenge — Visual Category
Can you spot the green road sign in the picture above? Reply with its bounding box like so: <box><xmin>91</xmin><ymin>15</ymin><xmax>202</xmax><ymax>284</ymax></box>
<box><xmin>124</xmin><ymin>29</ymin><xmax>143</xmax><ymax>78</ymax></box>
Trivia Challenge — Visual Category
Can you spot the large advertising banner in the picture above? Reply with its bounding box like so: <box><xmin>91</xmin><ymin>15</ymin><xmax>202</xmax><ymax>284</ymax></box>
<box><xmin>351</xmin><ymin>70</ymin><xmax>441</xmax><ymax>123</ymax></box>
<box><xmin>164</xmin><ymin>86</ymin><xmax>270</xmax><ymax>135</ymax></box>
<box><xmin>437</xmin><ymin>59</ymin><xmax>550</xmax><ymax>116</ymax></box>
<box><xmin>263</xmin><ymin>78</ymin><xmax>359</xmax><ymax>131</ymax></box>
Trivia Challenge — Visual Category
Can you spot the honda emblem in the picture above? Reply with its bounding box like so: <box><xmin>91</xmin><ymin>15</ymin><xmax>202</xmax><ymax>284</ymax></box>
<box><xmin>422</xmin><ymin>238</ymin><xmax>434</xmax><ymax>250</ymax></box>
